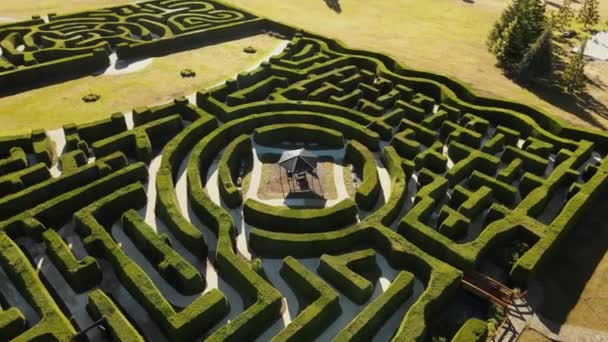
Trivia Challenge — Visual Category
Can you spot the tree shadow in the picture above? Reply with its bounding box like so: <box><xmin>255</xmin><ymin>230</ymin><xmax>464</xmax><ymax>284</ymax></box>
<box><xmin>527</xmin><ymin>193</ymin><xmax>608</xmax><ymax>331</ymax></box>
<box><xmin>545</xmin><ymin>1</ymin><xmax>562</xmax><ymax>10</ymax></box>
<box><xmin>324</xmin><ymin>0</ymin><xmax>342</xmax><ymax>13</ymax></box>
<box><xmin>519</xmin><ymin>79</ymin><xmax>608</xmax><ymax>130</ymax></box>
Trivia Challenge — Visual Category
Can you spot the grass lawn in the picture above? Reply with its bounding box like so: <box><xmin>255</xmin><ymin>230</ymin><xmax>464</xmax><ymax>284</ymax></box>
<box><xmin>0</xmin><ymin>34</ymin><xmax>283</xmax><ymax>134</ymax></box>
<box><xmin>224</xmin><ymin>0</ymin><xmax>608</xmax><ymax>130</ymax></box>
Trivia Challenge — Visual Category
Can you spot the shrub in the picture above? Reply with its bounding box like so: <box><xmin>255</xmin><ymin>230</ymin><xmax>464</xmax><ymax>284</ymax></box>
<box><xmin>318</xmin><ymin>249</ymin><xmax>377</xmax><ymax>304</ymax></box>
<box><xmin>334</xmin><ymin>271</ymin><xmax>414</xmax><ymax>341</ymax></box>
<box><xmin>345</xmin><ymin>140</ymin><xmax>381</xmax><ymax>210</ymax></box>
<box><xmin>82</xmin><ymin>93</ymin><xmax>101</xmax><ymax>103</ymax></box>
<box><xmin>218</xmin><ymin>134</ymin><xmax>252</xmax><ymax>208</ymax></box>
<box><xmin>253</xmin><ymin>123</ymin><xmax>344</xmax><ymax>149</ymax></box>
<box><xmin>452</xmin><ymin>318</ymin><xmax>488</xmax><ymax>342</ymax></box>
<box><xmin>87</xmin><ymin>290</ymin><xmax>144</xmax><ymax>342</ymax></box>
<box><xmin>42</xmin><ymin>229</ymin><xmax>101</xmax><ymax>292</ymax></box>
<box><xmin>243</xmin><ymin>198</ymin><xmax>358</xmax><ymax>233</ymax></box>
<box><xmin>122</xmin><ymin>210</ymin><xmax>204</xmax><ymax>295</ymax></box>
<box><xmin>244</xmin><ymin>46</ymin><xmax>257</xmax><ymax>54</ymax></box>
<box><xmin>180</xmin><ymin>69</ymin><xmax>196</xmax><ymax>78</ymax></box>
<box><xmin>273</xmin><ymin>256</ymin><xmax>341</xmax><ymax>341</ymax></box>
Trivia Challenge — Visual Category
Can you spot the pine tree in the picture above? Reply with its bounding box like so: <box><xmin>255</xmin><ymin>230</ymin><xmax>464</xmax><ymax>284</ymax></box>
<box><xmin>562</xmin><ymin>42</ymin><xmax>587</xmax><ymax>93</ymax></box>
<box><xmin>488</xmin><ymin>0</ymin><xmax>547</xmax><ymax>68</ymax></box>
<box><xmin>578</xmin><ymin>0</ymin><xmax>600</xmax><ymax>28</ymax></box>
<box><xmin>555</xmin><ymin>0</ymin><xmax>575</xmax><ymax>29</ymax></box>
<box><xmin>487</xmin><ymin>0</ymin><xmax>522</xmax><ymax>48</ymax></box>
<box><xmin>527</xmin><ymin>0</ymin><xmax>547</xmax><ymax>34</ymax></box>
<box><xmin>517</xmin><ymin>27</ymin><xmax>553</xmax><ymax>80</ymax></box>
<box><xmin>492</xmin><ymin>17</ymin><xmax>519</xmax><ymax>65</ymax></box>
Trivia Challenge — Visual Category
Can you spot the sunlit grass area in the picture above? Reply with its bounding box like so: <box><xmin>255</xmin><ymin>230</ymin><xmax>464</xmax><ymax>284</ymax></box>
<box><xmin>0</xmin><ymin>34</ymin><xmax>283</xmax><ymax>134</ymax></box>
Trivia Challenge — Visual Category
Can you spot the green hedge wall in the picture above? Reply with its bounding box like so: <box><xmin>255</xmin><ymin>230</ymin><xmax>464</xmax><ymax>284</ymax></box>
<box><xmin>218</xmin><ymin>134</ymin><xmax>252</xmax><ymax>208</ymax></box>
<box><xmin>86</xmin><ymin>289</ymin><xmax>144</xmax><ymax>342</ymax></box>
<box><xmin>273</xmin><ymin>256</ymin><xmax>341</xmax><ymax>342</ymax></box>
<box><xmin>345</xmin><ymin>140</ymin><xmax>381</xmax><ymax>211</ymax></box>
<box><xmin>42</xmin><ymin>229</ymin><xmax>101</xmax><ymax>293</ymax></box>
<box><xmin>334</xmin><ymin>271</ymin><xmax>414</xmax><ymax>341</ymax></box>
<box><xmin>122</xmin><ymin>210</ymin><xmax>204</xmax><ymax>295</ymax></box>
<box><xmin>253</xmin><ymin>123</ymin><xmax>344</xmax><ymax>149</ymax></box>
<box><xmin>318</xmin><ymin>249</ymin><xmax>378</xmax><ymax>304</ymax></box>
<box><xmin>75</xmin><ymin>183</ymin><xmax>229</xmax><ymax>341</ymax></box>
<box><xmin>243</xmin><ymin>198</ymin><xmax>358</xmax><ymax>233</ymax></box>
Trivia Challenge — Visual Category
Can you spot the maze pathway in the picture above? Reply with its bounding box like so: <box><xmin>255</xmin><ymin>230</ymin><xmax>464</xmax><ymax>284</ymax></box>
<box><xmin>1</xmin><ymin>1</ymin><xmax>608</xmax><ymax>341</ymax></box>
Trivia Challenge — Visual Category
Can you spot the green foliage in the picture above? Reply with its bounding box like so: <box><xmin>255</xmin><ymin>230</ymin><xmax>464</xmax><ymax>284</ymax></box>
<box><xmin>243</xmin><ymin>198</ymin><xmax>358</xmax><ymax>233</ymax></box>
<box><xmin>334</xmin><ymin>271</ymin><xmax>415</xmax><ymax>341</ymax></box>
<box><xmin>273</xmin><ymin>256</ymin><xmax>341</xmax><ymax>341</ymax></box>
<box><xmin>218</xmin><ymin>134</ymin><xmax>252</xmax><ymax>208</ymax></box>
<box><xmin>318</xmin><ymin>249</ymin><xmax>378</xmax><ymax>304</ymax></box>
<box><xmin>552</xmin><ymin>0</ymin><xmax>575</xmax><ymax>29</ymax></box>
<box><xmin>561</xmin><ymin>41</ymin><xmax>587</xmax><ymax>94</ymax></box>
<box><xmin>121</xmin><ymin>210</ymin><xmax>205</xmax><ymax>295</ymax></box>
<box><xmin>42</xmin><ymin>229</ymin><xmax>102</xmax><ymax>293</ymax></box>
<box><xmin>578</xmin><ymin>0</ymin><xmax>600</xmax><ymax>28</ymax></box>
<box><xmin>488</xmin><ymin>0</ymin><xmax>547</xmax><ymax>69</ymax></box>
<box><xmin>516</xmin><ymin>27</ymin><xmax>553</xmax><ymax>80</ymax></box>
<box><xmin>87</xmin><ymin>290</ymin><xmax>144</xmax><ymax>342</ymax></box>
<box><xmin>345</xmin><ymin>140</ymin><xmax>381</xmax><ymax>211</ymax></box>
<box><xmin>452</xmin><ymin>318</ymin><xmax>487</xmax><ymax>342</ymax></box>
<box><xmin>253</xmin><ymin>123</ymin><xmax>344</xmax><ymax>149</ymax></box>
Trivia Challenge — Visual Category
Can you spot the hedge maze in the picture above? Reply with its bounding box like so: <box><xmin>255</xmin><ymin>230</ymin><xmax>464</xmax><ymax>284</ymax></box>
<box><xmin>0</xmin><ymin>0</ymin><xmax>260</xmax><ymax>92</ymax></box>
<box><xmin>1</xmin><ymin>1</ymin><xmax>608</xmax><ymax>341</ymax></box>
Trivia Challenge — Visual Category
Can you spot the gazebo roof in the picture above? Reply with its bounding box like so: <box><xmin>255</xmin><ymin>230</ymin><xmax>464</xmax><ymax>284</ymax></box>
<box><xmin>278</xmin><ymin>148</ymin><xmax>318</xmax><ymax>174</ymax></box>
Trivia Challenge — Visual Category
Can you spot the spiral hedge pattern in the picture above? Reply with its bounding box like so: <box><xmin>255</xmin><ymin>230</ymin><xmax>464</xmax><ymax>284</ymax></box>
<box><xmin>1</xmin><ymin>1</ymin><xmax>608</xmax><ymax>341</ymax></box>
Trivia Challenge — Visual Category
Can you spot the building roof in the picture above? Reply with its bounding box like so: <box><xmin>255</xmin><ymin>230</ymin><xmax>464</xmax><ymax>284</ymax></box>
<box><xmin>278</xmin><ymin>148</ymin><xmax>318</xmax><ymax>174</ymax></box>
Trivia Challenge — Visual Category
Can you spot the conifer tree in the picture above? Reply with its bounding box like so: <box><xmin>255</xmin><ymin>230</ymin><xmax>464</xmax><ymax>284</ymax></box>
<box><xmin>578</xmin><ymin>0</ymin><xmax>600</xmax><ymax>28</ymax></box>
<box><xmin>555</xmin><ymin>0</ymin><xmax>575</xmax><ymax>29</ymax></box>
<box><xmin>562</xmin><ymin>42</ymin><xmax>587</xmax><ymax>93</ymax></box>
<box><xmin>488</xmin><ymin>0</ymin><xmax>547</xmax><ymax>67</ymax></box>
<box><xmin>492</xmin><ymin>17</ymin><xmax>519</xmax><ymax>65</ymax></box>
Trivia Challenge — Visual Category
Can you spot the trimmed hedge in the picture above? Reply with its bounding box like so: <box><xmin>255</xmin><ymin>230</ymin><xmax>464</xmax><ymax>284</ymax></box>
<box><xmin>155</xmin><ymin>115</ymin><xmax>218</xmax><ymax>257</ymax></box>
<box><xmin>218</xmin><ymin>134</ymin><xmax>252</xmax><ymax>208</ymax></box>
<box><xmin>0</xmin><ymin>307</ymin><xmax>25</xmax><ymax>341</ymax></box>
<box><xmin>59</xmin><ymin>149</ymin><xmax>87</xmax><ymax>173</ymax></box>
<box><xmin>86</xmin><ymin>290</ymin><xmax>144</xmax><ymax>342</ymax></box>
<box><xmin>451</xmin><ymin>318</ymin><xmax>487</xmax><ymax>342</ymax></box>
<box><xmin>272</xmin><ymin>256</ymin><xmax>341</xmax><ymax>342</ymax></box>
<box><xmin>0</xmin><ymin>162</ymin><xmax>50</xmax><ymax>197</ymax></box>
<box><xmin>253</xmin><ymin>123</ymin><xmax>344</xmax><ymax>149</ymax></box>
<box><xmin>0</xmin><ymin>231</ymin><xmax>76</xmax><ymax>341</ymax></box>
<box><xmin>468</xmin><ymin>171</ymin><xmax>517</xmax><ymax>206</ymax></box>
<box><xmin>334</xmin><ymin>271</ymin><xmax>414</xmax><ymax>341</ymax></box>
<box><xmin>0</xmin><ymin>152</ymin><xmax>131</xmax><ymax>224</ymax></box>
<box><xmin>42</xmin><ymin>229</ymin><xmax>101</xmax><ymax>293</ymax></box>
<box><xmin>0</xmin><ymin>147</ymin><xmax>27</xmax><ymax>176</ymax></box>
<box><xmin>243</xmin><ymin>198</ymin><xmax>358</xmax><ymax>233</ymax></box>
<box><xmin>76</xmin><ymin>183</ymin><xmax>229</xmax><ymax>341</ymax></box>
<box><xmin>92</xmin><ymin>114</ymin><xmax>183</xmax><ymax>163</ymax></box>
<box><xmin>318</xmin><ymin>249</ymin><xmax>378</xmax><ymax>304</ymax></box>
<box><xmin>122</xmin><ymin>210</ymin><xmax>204</xmax><ymax>295</ymax></box>
<box><xmin>345</xmin><ymin>140</ymin><xmax>381</xmax><ymax>211</ymax></box>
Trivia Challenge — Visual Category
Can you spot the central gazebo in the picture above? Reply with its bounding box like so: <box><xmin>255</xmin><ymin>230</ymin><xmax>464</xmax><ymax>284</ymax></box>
<box><xmin>277</xmin><ymin>148</ymin><xmax>324</xmax><ymax>196</ymax></box>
